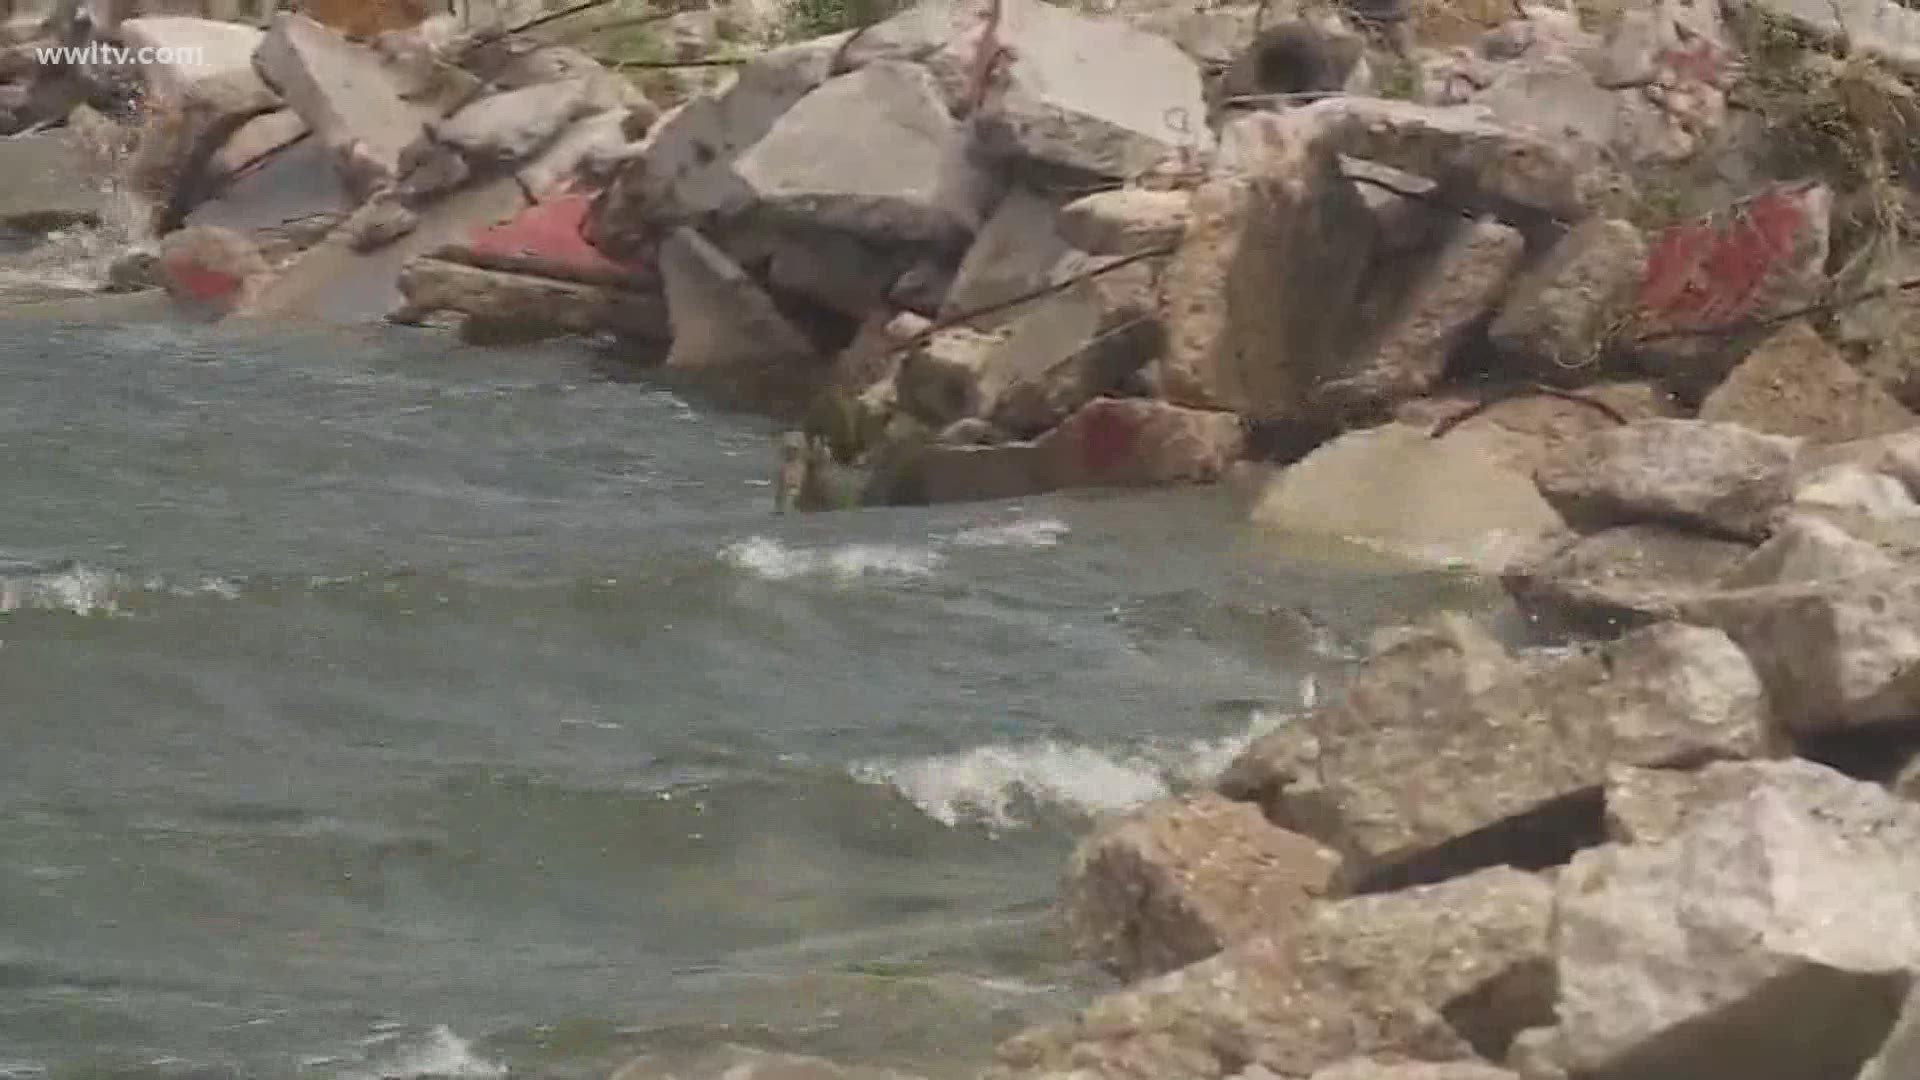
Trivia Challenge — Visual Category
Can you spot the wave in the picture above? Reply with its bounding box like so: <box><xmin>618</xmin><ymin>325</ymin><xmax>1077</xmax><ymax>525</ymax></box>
<box><xmin>849</xmin><ymin>709</ymin><xmax>1289</xmax><ymax>831</ymax></box>
<box><xmin>0</xmin><ymin>561</ymin><xmax>240</xmax><ymax>616</ymax></box>
<box><xmin>720</xmin><ymin>536</ymin><xmax>943</xmax><ymax>583</ymax></box>
<box><xmin>947</xmin><ymin>517</ymin><xmax>1070</xmax><ymax>549</ymax></box>
<box><xmin>334</xmin><ymin>1025</ymin><xmax>506</xmax><ymax>1080</ymax></box>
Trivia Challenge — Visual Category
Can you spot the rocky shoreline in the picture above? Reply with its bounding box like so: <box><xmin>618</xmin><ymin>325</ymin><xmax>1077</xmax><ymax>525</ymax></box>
<box><xmin>7</xmin><ymin>0</ymin><xmax>1920</xmax><ymax>1075</ymax></box>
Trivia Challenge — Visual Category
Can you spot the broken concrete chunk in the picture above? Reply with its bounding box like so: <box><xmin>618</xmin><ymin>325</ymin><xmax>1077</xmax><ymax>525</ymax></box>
<box><xmin>254</xmin><ymin>12</ymin><xmax>433</xmax><ymax>196</ymax></box>
<box><xmin>1719</xmin><ymin>514</ymin><xmax>1897</xmax><ymax>589</ymax></box>
<box><xmin>730</xmin><ymin>61</ymin><xmax>992</xmax><ymax>247</ymax></box>
<box><xmin>1063</xmin><ymin>793</ymin><xmax>1341</xmax><ymax>982</ymax></box>
<box><xmin>432</xmin><ymin>78</ymin><xmax>596</xmax><ymax>166</ymax></box>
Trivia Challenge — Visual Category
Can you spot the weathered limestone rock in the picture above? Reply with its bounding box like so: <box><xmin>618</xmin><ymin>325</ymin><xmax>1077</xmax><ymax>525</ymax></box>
<box><xmin>1058</xmin><ymin>188</ymin><xmax>1192</xmax><ymax>256</ymax></box>
<box><xmin>730</xmin><ymin>61</ymin><xmax>991</xmax><ymax>246</ymax></box>
<box><xmin>1720</xmin><ymin>514</ymin><xmax>1897</xmax><ymax>588</ymax></box>
<box><xmin>431</xmin><ymin>78</ymin><xmax>596</xmax><ymax>166</ymax></box>
<box><xmin>658</xmin><ymin>227</ymin><xmax>824</xmax><ymax>415</ymax></box>
<box><xmin>988</xmin><ymin>867</ymin><xmax>1555</xmax><ymax>1080</ymax></box>
<box><xmin>1502</xmin><ymin>525</ymin><xmax>1753</xmax><ymax>633</ymax></box>
<box><xmin>254</xmin><ymin>13</ymin><xmax>434</xmax><ymax>196</ymax></box>
<box><xmin>1532</xmin><ymin>419</ymin><xmax>1801</xmax><ymax>540</ymax></box>
<box><xmin>1487</xmin><ymin>219</ymin><xmax>1646</xmax><ymax>384</ymax></box>
<box><xmin>1157</xmin><ymin>118</ymin><xmax>1375</xmax><ymax>421</ymax></box>
<box><xmin>1699</xmin><ymin>321</ymin><xmax>1917</xmax><ymax>442</ymax></box>
<box><xmin>585</xmin><ymin>37</ymin><xmax>845</xmax><ymax>255</ymax></box>
<box><xmin>157</xmin><ymin>224</ymin><xmax>272</xmax><ymax>316</ymax></box>
<box><xmin>1317</xmin><ymin>217</ymin><xmax>1526</xmax><ymax>417</ymax></box>
<box><xmin>1064</xmin><ymin>793</ymin><xmax>1342</xmax><ymax>982</ymax></box>
<box><xmin>395</xmin><ymin>135</ymin><xmax>470</xmax><ymax>206</ymax></box>
<box><xmin>1225</xmin><ymin>615</ymin><xmax>1764</xmax><ymax>889</ymax></box>
<box><xmin>1311</xmin><ymin>1062</ymin><xmax>1521</xmax><ymax>1080</ymax></box>
<box><xmin>1791</xmin><ymin>463</ymin><xmax>1920</xmax><ymax>523</ymax></box>
<box><xmin>1597</xmin><ymin>759</ymin><xmax>1867</xmax><ymax>846</ymax></box>
<box><xmin>1634</xmin><ymin>182</ymin><xmax>1834</xmax><ymax>394</ymax></box>
<box><xmin>1550</xmin><ymin>759</ymin><xmax>1920</xmax><ymax>1080</ymax></box>
<box><xmin>395</xmin><ymin>256</ymin><xmax>667</xmax><ymax>341</ymax></box>
<box><xmin>1680</xmin><ymin>571</ymin><xmax>1920</xmax><ymax>736</ymax></box>
<box><xmin>1246</xmin><ymin>422</ymin><xmax>1566</xmax><ymax>572</ymax></box>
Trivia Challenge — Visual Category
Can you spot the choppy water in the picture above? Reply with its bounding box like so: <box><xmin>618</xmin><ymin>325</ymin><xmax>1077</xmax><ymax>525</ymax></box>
<box><xmin>0</xmin><ymin>307</ymin><xmax>1508</xmax><ymax>1079</ymax></box>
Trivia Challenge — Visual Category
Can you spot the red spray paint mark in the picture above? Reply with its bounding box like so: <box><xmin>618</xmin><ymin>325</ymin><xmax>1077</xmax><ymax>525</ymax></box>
<box><xmin>463</xmin><ymin>190</ymin><xmax>654</xmax><ymax>283</ymax></box>
<box><xmin>162</xmin><ymin>257</ymin><xmax>243</xmax><ymax>304</ymax></box>
<box><xmin>1639</xmin><ymin>184</ymin><xmax>1816</xmax><ymax>331</ymax></box>
<box><xmin>1073</xmin><ymin>400</ymin><xmax>1143</xmax><ymax>477</ymax></box>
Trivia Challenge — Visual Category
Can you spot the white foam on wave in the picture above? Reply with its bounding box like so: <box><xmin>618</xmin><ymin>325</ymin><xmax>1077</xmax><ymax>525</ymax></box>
<box><xmin>343</xmin><ymin>1025</ymin><xmax>506</xmax><ymax>1080</ymax></box>
<box><xmin>852</xmin><ymin>709</ymin><xmax>1290</xmax><ymax>830</ymax></box>
<box><xmin>722</xmin><ymin>536</ymin><xmax>943</xmax><ymax>583</ymax></box>
<box><xmin>949</xmin><ymin>517</ymin><xmax>1070</xmax><ymax>549</ymax></box>
<box><xmin>0</xmin><ymin>563</ymin><xmax>241</xmax><ymax>616</ymax></box>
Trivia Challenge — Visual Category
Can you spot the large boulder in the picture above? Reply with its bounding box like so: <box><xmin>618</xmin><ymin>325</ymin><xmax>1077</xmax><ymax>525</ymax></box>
<box><xmin>1219</xmin><ymin>616</ymin><xmax>1765</xmax><ymax>890</ymax></box>
<box><xmin>395</xmin><ymin>257</ymin><xmax>667</xmax><ymax>341</ymax></box>
<box><xmin>1532</xmin><ymin>419</ymin><xmax>1801</xmax><ymax>541</ymax></box>
<box><xmin>584</xmin><ymin>37</ymin><xmax>845</xmax><ymax>255</ymax></box>
<box><xmin>940</xmin><ymin>187</ymin><xmax>1079</xmax><ymax>327</ymax></box>
<box><xmin>516</xmin><ymin>108</ymin><xmax>631</xmax><ymax>201</ymax></box>
<box><xmin>1698</xmin><ymin>320</ymin><xmax>1917</xmax><ymax>442</ymax></box>
<box><xmin>729</xmin><ymin>61</ymin><xmax>993</xmax><ymax>247</ymax></box>
<box><xmin>1487</xmin><ymin>218</ymin><xmax>1647</xmax><ymax>385</ymax></box>
<box><xmin>1502</xmin><ymin>524</ymin><xmax>1753</xmax><ymax>634</ymax></box>
<box><xmin>988</xmin><ymin>867</ymin><xmax>1555</xmax><ymax>1080</ymax></box>
<box><xmin>1245</xmin><ymin>422</ymin><xmax>1566</xmax><ymax>572</ymax></box>
<box><xmin>431</xmin><ymin>78</ymin><xmax>597</xmax><ymax>166</ymax></box>
<box><xmin>1311</xmin><ymin>1064</ymin><xmax>1520</xmax><ymax>1080</ymax></box>
<box><xmin>1680</xmin><ymin>571</ymin><xmax>1920</xmax><ymax>737</ymax></box>
<box><xmin>254</xmin><ymin>13</ymin><xmax>434</xmax><ymax>197</ymax></box>
<box><xmin>844</xmin><ymin>0</ymin><xmax>1213</xmax><ymax>179</ymax></box>
<box><xmin>209</xmin><ymin>109</ymin><xmax>310</xmax><ymax>184</ymax></box>
<box><xmin>1316</xmin><ymin>217</ymin><xmax>1526</xmax><ymax>418</ymax></box>
<box><xmin>1157</xmin><ymin>114</ymin><xmax>1375</xmax><ymax>421</ymax></box>
<box><xmin>1745</xmin><ymin>0</ymin><xmax>1920</xmax><ymax>76</ymax></box>
<box><xmin>1064</xmin><ymin>793</ymin><xmax>1342</xmax><ymax>982</ymax></box>
<box><xmin>1547</xmin><ymin>759</ymin><xmax>1920</xmax><ymax>1080</ymax></box>
<box><xmin>657</xmin><ymin>227</ymin><xmax>825</xmax><ymax>415</ymax></box>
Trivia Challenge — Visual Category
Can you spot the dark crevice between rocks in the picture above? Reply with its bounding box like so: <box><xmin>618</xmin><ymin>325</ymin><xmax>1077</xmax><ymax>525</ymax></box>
<box><xmin>1349</xmin><ymin>787</ymin><xmax>1608</xmax><ymax>895</ymax></box>
<box><xmin>1796</xmin><ymin>723</ymin><xmax>1920</xmax><ymax>786</ymax></box>
<box><xmin>1443</xmin><ymin>958</ymin><xmax>1558</xmax><ymax>1063</ymax></box>
<box><xmin>1581</xmin><ymin>966</ymin><xmax>1911</xmax><ymax>1080</ymax></box>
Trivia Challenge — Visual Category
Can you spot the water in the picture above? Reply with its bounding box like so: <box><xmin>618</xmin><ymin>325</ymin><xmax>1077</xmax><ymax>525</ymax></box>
<box><xmin>0</xmin><ymin>308</ymin><xmax>1508</xmax><ymax>1079</ymax></box>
